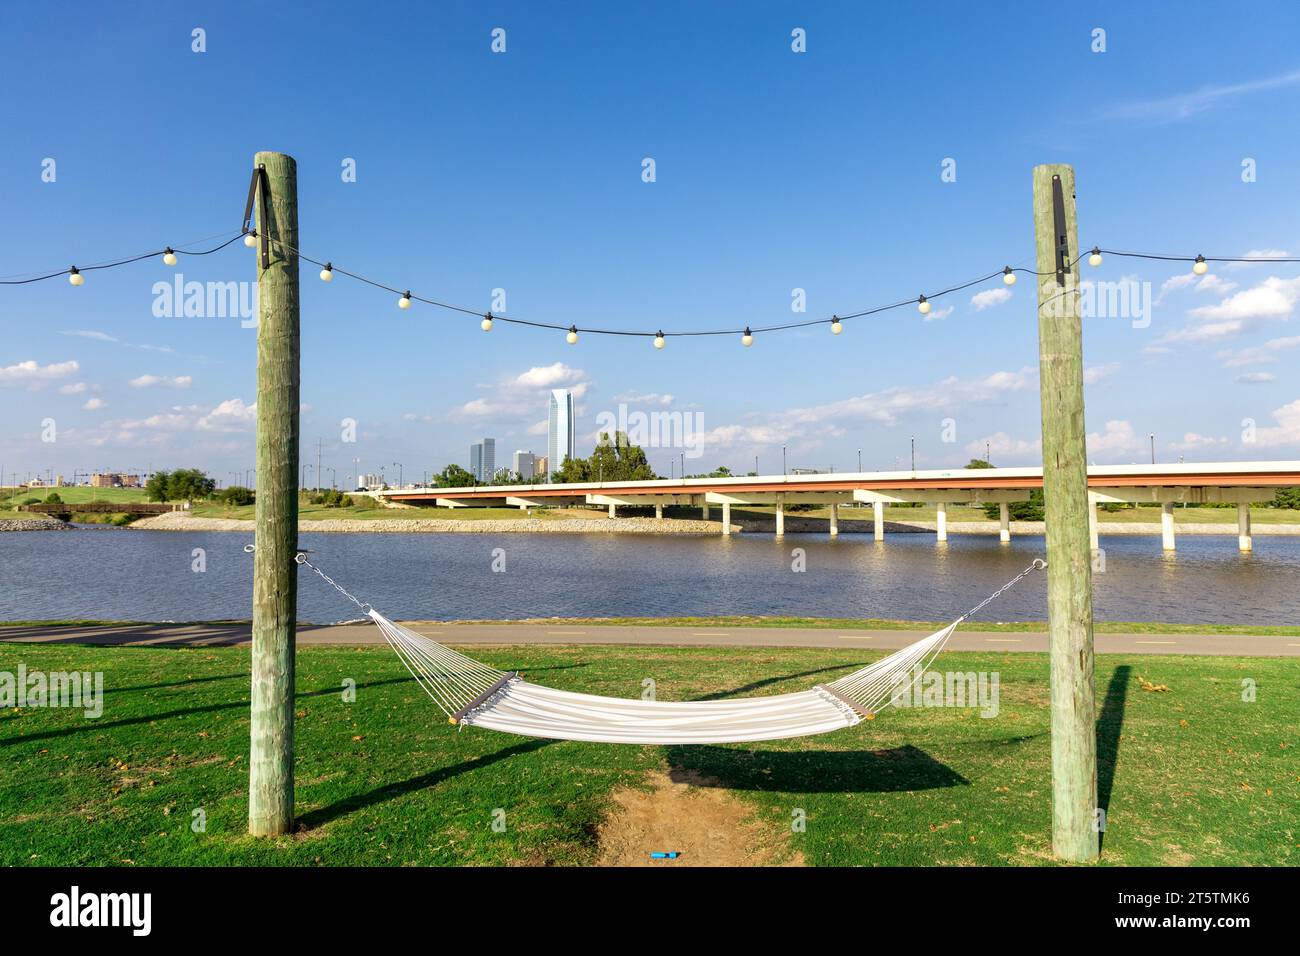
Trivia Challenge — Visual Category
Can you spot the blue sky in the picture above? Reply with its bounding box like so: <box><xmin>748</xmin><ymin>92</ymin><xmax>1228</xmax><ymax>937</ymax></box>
<box><xmin>4</xmin><ymin>1</ymin><xmax>1300</xmax><ymax>486</ymax></box>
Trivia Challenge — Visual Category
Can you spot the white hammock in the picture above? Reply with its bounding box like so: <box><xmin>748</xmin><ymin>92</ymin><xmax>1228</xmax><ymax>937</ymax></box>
<box><xmin>300</xmin><ymin>555</ymin><xmax>1044</xmax><ymax>746</ymax></box>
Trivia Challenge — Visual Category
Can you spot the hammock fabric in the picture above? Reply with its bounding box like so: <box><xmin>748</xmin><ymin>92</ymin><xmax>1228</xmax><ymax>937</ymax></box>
<box><xmin>300</xmin><ymin>556</ymin><xmax>1043</xmax><ymax>746</ymax></box>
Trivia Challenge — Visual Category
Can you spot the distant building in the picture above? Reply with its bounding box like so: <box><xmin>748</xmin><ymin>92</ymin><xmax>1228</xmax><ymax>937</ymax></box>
<box><xmin>535</xmin><ymin>456</ymin><xmax>548</xmax><ymax>480</ymax></box>
<box><xmin>90</xmin><ymin>473</ymin><xmax>142</xmax><ymax>488</ymax></box>
<box><xmin>359</xmin><ymin>473</ymin><xmax>384</xmax><ymax>489</ymax></box>
<box><xmin>548</xmin><ymin>389</ymin><xmax>575</xmax><ymax>484</ymax></box>
<box><xmin>513</xmin><ymin>451</ymin><xmax>536</xmax><ymax>481</ymax></box>
<box><xmin>470</xmin><ymin>438</ymin><xmax>496</xmax><ymax>483</ymax></box>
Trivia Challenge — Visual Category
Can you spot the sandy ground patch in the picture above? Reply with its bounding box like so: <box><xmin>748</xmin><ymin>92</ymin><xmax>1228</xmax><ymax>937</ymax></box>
<box><xmin>594</xmin><ymin>769</ymin><xmax>804</xmax><ymax>867</ymax></box>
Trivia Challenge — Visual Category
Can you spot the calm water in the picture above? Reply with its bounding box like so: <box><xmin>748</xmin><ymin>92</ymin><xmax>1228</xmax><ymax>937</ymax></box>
<box><xmin>1</xmin><ymin>527</ymin><xmax>1297</xmax><ymax>626</ymax></box>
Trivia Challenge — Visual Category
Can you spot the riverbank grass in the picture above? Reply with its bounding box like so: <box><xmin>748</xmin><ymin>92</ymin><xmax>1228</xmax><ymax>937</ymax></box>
<box><xmin>1</xmin><ymin>642</ymin><xmax>1291</xmax><ymax>866</ymax></box>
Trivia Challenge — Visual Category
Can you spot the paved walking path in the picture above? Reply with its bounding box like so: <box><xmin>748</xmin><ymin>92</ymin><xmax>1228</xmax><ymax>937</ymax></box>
<box><xmin>2</xmin><ymin>621</ymin><xmax>1295</xmax><ymax>656</ymax></box>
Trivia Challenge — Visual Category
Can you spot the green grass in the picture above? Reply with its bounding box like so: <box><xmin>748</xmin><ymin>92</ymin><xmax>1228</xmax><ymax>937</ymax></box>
<box><xmin>188</xmin><ymin>503</ymin><xmax>575</xmax><ymax>521</ymax></box>
<box><xmin>1</xmin><ymin>642</ymin><xmax>1292</xmax><ymax>866</ymax></box>
<box><xmin>0</xmin><ymin>486</ymin><xmax>147</xmax><ymax>505</ymax></box>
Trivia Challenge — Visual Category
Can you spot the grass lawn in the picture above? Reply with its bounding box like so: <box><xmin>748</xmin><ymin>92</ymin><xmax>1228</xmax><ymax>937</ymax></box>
<box><xmin>1</xmin><ymin>642</ymin><xmax>1292</xmax><ymax>866</ymax></box>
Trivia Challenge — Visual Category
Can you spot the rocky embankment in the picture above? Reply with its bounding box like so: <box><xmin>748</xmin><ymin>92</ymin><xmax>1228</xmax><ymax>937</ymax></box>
<box><xmin>0</xmin><ymin>516</ymin><xmax>72</xmax><ymax>532</ymax></box>
<box><xmin>130</xmin><ymin>512</ymin><xmax>729</xmax><ymax>534</ymax></box>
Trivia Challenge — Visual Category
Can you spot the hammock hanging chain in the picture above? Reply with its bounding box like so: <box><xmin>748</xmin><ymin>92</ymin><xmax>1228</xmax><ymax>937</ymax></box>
<box><xmin>958</xmin><ymin>558</ymin><xmax>1046</xmax><ymax>622</ymax></box>
<box><xmin>294</xmin><ymin>552</ymin><xmax>374</xmax><ymax>615</ymax></box>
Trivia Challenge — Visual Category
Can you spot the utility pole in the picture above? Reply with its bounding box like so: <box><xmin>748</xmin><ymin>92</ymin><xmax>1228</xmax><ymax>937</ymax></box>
<box><xmin>249</xmin><ymin>151</ymin><xmax>300</xmax><ymax>837</ymax></box>
<box><xmin>316</xmin><ymin>438</ymin><xmax>323</xmax><ymax>493</ymax></box>
<box><xmin>910</xmin><ymin>436</ymin><xmax>915</xmax><ymax>472</ymax></box>
<box><xmin>1032</xmin><ymin>163</ymin><xmax>1098</xmax><ymax>863</ymax></box>
<box><xmin>1149</xmin><ymin>433</ymin><xmax>1155</xmax><ymax>465</ymax></box>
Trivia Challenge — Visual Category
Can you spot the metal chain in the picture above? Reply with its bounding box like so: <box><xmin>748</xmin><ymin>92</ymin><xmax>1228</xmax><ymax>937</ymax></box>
<box><xmin>243</xmin><ymin>544</ymin><xmax>373</xmax><ymax>614</ymax></box>
<box><xmin>958</xmin><ymin>558</ymin><xmax>1046</xmax><ymax>622</ymax></box>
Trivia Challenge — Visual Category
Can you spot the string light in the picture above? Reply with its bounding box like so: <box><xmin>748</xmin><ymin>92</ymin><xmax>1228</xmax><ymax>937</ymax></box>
<box><xmin>741</xmin><ymin>327</ymin><xmax>753</xmax><ymax>347</ymax></box>
<box><xmin>1002</xmin><ymin>266</ymin><xmax>1016</xmax><ymax>286</ymax></box>
<box><xmin>68</xmin><ymin>267</ymin><xmax>83</xmax><ymax>286</ymax></box>
<box><xmin>917</xmin><ymin>295</ymin><xmax>930</xmax><ymax>316</ymax></box>
<box><xmin>320</xmin><ymin>262</ymin><xmax>333</xmax><ymax>282</ymax></box>
<box><xmin>830</xmin><ymin>316</ymin><xmax>843</xmax><ymax>335</ymax></box>
<box><xmin>162</xmin><ymin>247</ymin><xmax>178</xmax><ymax>266</ymax></box>
<box><xmin>1193</xmin><ymin>254</ymin><xmax>1209</xmax><ymax>275</ymax></box>
<box><xmin>243</xmin><ymin>231</ymin><xmax>258</xmax><ymax>248</ymax></box>
<box><xmin>481</xmin><ymin>313</ymin><xmax>493</xmax><ymax>332</ymax></box>
<box><xmin>566</xmin><ymin>325</ymin><xmax>579</xmax><ymax>345</ymax></box>
<box><xmin>1088</xmin><ymin>247</ymin><xmax>1103</xmax><ymax>267</ymax></box>
<box><xmin>653</xmin><ymin>330</ymin><xmax>665</xmax><ymax>349</ymax></box>
<box><xmin>398</xmin><ymin>291</ymin><xmax>412</xmax><ymax>309</ymax></box>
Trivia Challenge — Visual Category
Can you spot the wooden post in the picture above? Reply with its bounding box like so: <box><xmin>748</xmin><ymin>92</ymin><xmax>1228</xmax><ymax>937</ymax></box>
<box><xmin>249</xmin><ymin>151</ymin><xmax>300</xmax><ymax>836</ymax></box>
<box><xmin>1032</xmin><ymin>164</ymin><xmax>1099</xmax><ymax>862</ymax></box>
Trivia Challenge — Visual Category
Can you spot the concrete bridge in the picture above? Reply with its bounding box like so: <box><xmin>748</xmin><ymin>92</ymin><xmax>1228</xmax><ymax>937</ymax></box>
<box><xmin>18</xmin><ymin>501</ymin><xmax>183</xmax><ymax>518</ymax></box>
<box><xmin>380</xmin><ymin>461</ymin><xmax>1300</xmax><ymax>552</ymax></box>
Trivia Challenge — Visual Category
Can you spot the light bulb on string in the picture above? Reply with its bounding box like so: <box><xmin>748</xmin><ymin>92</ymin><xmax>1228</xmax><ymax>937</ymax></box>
<box><xmin>68</xmin><ymin>267</ymin><xmax>84</xmax><ymax>287</ymax></box>
<box><xmin>162</xmin><ymin>247</ymin><xmax>177</xmax><ymax>267</ymax></box>
<box><xmin>653</xmin><ymin>331</ymin><xmax>665</xmax><ymax>349</ymax></box>
<box><xmin>1002</xmin><ymin>266</ymin><xmax>1016</xmax><ymax>286</ymax></box>
<box><xmin>243</xmin><ymin>231</ymin><xmax>258</xmax><ymax>248</ymax></box>
<box><xmin>917</xmin><ymin>295</ymin><xmax>931</xmax><ymax>316</ymax></box>
<box><xmin>481</xmin><ymin>314</ymin><xmax>493</xmax><ymax>332</ymax></box>
<box><xmin>566</xmin><ymin>325</ymin><xmax>579</xmax><ymax>345</ymax></box>
<box><xmin>741</xmin><ymin>327</ymin><xmax>753</xmax><ymax>347</ymax></box>
<box><xmin>1192</xmin><ymin>255</ymin><xmax>1209</xmax><ymax>275</ymax></box>
<box><xmin>398</xmin><ymin>291</ymin><xmax>412</xmax><ymax>309</ymax></box>
<box><xmin>830</xmin><ymin>316</ymin><xmax>843</xmax><ymax>335</ymax></box>
<box><xmin>320</xmin><ymin>262</ymin><xmax>333</xmax><ymax>282</ymax></box>
<box><xmin>1088</xmin><ymin>247</ymin><xmax>1103</xmax><ymax>267</ymax></box>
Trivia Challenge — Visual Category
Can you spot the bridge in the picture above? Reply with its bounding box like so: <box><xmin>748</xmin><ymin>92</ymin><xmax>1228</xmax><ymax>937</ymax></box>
<box><xmin>18</xmin><ymin>501</ymin><xmax>183</xmax><ymax>518</ymax></box>
<box><xmin>379</xmin><ymin>460</ymin><xmax>1300</xmax><ymax>552</ymax></box>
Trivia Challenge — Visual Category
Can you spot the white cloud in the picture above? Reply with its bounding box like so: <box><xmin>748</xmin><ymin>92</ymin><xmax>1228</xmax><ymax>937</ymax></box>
<box><xmin>1195</xmin><ymin>274</ymin><xmax>1237</xmax><ymax>295</ymax></box>
<box><xmin>924</xmin><ymin>305</ymin><xmax>955</xmax><ymax>322</ymax></box>
<box><xmin>448</xmin><ymin>363</ymin><xmax>592</xmax><ymax>422</ymax></box>
<box><xmin>1216</xmin><ymin>335</ymin><xmax>1300</xmax><ymax>367</ymax></box>
<box><xmin>82</xmin><ymin>397</ymin><xmax>106</xmax><ymax>411</ymax></box>
<box><xmin>129</xmin><ymin>374</ymin><xmax>193</xmax><ymax>389</ymax></box>
<box><xmin>59</xmin><ymin>329</ymin><xmax>118</xmax><ymax>342</ymax></box>
<box><xmin>1086</xmin><ymin>420</ymin><xmax>1142</xmax><ymax>456</ymax></box>
<box><xmin>1159</xmin><ymin>275</ymin><xmax>1300</xmax><ymax>344</ymax></box>
<box><xmin>614</xmin><ymin>391</ymin><xmax>675</xmax><ymax>406</ymax></box>
<box><xmin>0</xmin><ymin>359</ymin><xmax>79</xmax><ymax>386</ymax></box>
<box><xmin>196</xmin><ymin>398</ymin><xmax>256</xmax><ymax>432</ymax></box>
<box><xmin>970</xmin><ymin>288</ymin><xmax>1012</xmax><ymax>311</ymax></box>
<box><xmin>1084</xmin><ymin>362</ymin><xmax>1120</xmax><ymax>385</ymax></box>
<box><xmin>1236</xmin><ymin>371</ymin><xmax>1276</xmax><ymax>384</ymax></box>
<box><xmin>58</xmin><ymin>382</ymin><xmax>88</xmax><ymax>395</ymax></box>
<box><xmin>1221</xmin><ymin>249</ymin><xmax>1290</xmax><ymax>272</ymax></box>
<box><xmin>1102</xmin><ymin>68</ymin><xmax>1300</xmax><ymax>122</ymax></box>
<box><xmin>1252</xmin><ymin>398</ymin><xmax>1300</xmax><ymax>448</ymax></box>
<box><xmin>1171</xmin><ymin>432</ymin><xmax>1228</xmax><ymax>451</ymax></box>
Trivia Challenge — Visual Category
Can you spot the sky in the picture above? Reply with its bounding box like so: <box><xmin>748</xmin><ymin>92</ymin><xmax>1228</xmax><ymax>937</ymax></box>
<box><xmin>3</xmin><ymin>1</ymin><xmax>1300</xmax><ymax>487</ymax></box>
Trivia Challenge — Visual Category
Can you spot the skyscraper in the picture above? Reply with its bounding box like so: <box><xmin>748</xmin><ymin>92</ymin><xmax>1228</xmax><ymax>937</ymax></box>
<box><xmin>548</xmin><ymin>389</ymin><xmax>574</xmax><ymax>483</ymax></box>
<box><xmin>470</xmin><ymin>437</ymin><xmax>496</xmax><ymax>483</ymax></box>
<box><xmin>513</xmin><ymin>450</ymin><xmax>536</xmax><ymax>480</ymax></box>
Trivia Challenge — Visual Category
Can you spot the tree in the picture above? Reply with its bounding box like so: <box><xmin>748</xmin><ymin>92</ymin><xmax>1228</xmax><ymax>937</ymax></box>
<box><xmin>1271</xmin><ymin>487</ymin><xmax>1300</xmax><ymax>509</ymax></box>
<box><xmin>435</xmin><ymin>464</ymin><xmax>476</xmax><ymax>488</ymax></box>
<box><xmin>145</xmin><ymin>470</ymin><xmax>172</xmax><ymax>502</ymax></box>
<box><xmin>554</xmin><ymin>431</ymin><xmax>657</xmax><ymax>483</ymax></box>
<box><xmin>43</xmin><ymin>491</ymin><xmax>63</xmax><ymax>504</ymax></box>
<box><xmin>222</xmin><ymin>486</ymin><xmax>255</xmax><ymax>506</ymax></box>
<box><xmin>984</xmin><ymin>489</ymin><xmax>1044</xmax><ymax>521</ymax></box>
<box><xmin>966</xmin><ymin>458</ymin><xmax>994</xmax><ymax>469</ymax></box>
<box><xmin>167</xmin><ymin>469</ymin><xmax>216</xmax><ymax>501</ymax></box>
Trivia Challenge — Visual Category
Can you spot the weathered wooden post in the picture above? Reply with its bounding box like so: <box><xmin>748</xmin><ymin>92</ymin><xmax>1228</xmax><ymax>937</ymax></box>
<box><xmin>1032</xmin><ymin>164</ymin><xmax>1099</xmax><ymax>862</ymax></box>
<box><xmin>249</xmin><ymin>151</ymin><xmax>300</xmax><ymax>836</ymax></box>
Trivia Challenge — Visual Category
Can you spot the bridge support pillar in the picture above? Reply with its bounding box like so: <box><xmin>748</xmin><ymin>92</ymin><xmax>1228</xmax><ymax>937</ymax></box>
<box><xmin>999</xmin><ymin>502</ymin><xmax>1011</xmax><ymax>544</ymax></box>
<box><xmin>654</xmin><ymin>502</ymin><xmax>663</xmax><ymax>520</ymax></box>
<box><xmin>1238</xmin><ymin>503</ymin><xmax>1252</xmax><ymax>552</ymax></box>
<box><xmin>935</xmin><ymin>501</ymin><xmax>947</xmax><ymax>542</ymax></box>
<box><xmin>1161</xmin><ymin>501</ymin><xmax>1176</xmax><ymax>551</ymax></box>
<box><xmin>1087</xmin><ymin>496</ymin><xmax>1099</xmax><ymax>552</ymax></box>
<box><xmin>873</xmin><ymin>500</ymin><xmax>884</xmax><ymax>540</ymax></box>
<box><xmin>702</xmin><ymin>503</ymin><xmax>710</xmax><ymax>520</ymax></box>
<box><xmin>721</xmin><ymin>501</ymin><xmax>731</xmax><ymax>535</ymax></box>
<box><xmin>775</xmin><ymin>494</ymin><xmax>785</xmax><ymax>537</ymax></box>
<box><xmin>829</xmin><ymin>503</ymin><xmax>839</xmax><ymax>537</ymax></box>
<box><xmin>608</xmin><ymin>503</ymin><xmax>616</xmax><ymax>519</ymax></box>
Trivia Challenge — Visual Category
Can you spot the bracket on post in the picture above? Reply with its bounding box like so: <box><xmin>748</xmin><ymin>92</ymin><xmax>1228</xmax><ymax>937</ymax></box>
<box><xmin>241</xmin><ymin>164</ymin><xmax>272</xmax><ymax>271</ymax></box>
<box><xmin>1052</xmin><ymin>174</ymin><xmax>1070</xmax><ymax>287</ymax></box>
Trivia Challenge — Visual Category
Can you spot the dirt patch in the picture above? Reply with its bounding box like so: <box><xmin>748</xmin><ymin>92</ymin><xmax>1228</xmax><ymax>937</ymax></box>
<box><xmin>594</xmin><ymin>769</ymin><xmax>803</xmax><ymax>867</ymax></box>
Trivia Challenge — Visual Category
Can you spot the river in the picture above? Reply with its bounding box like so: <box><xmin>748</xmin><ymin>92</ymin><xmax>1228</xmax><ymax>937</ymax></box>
<box><xmin>2</xmin><ymin>526</ymin><xmax>1297</xmax><ymax>626</ymax></box>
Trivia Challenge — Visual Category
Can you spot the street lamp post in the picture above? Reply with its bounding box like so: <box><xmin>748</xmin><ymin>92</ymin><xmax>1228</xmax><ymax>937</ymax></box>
<box><xmin>1149</xmin><ymin>433</ymin><xmax>1156</xmax><ymax>465</ymax></box>
<box><xmin>782</xmin><ymin>445</ymin><xmax>787</xmax><ymax>476</ymax></box>
<box><xmin>857</xmin><ymin>448</ymin><xmax>862</xmax><ymax>472</ymax></box>
<box><xmin>910</xmin><ymin>436</ymin><xmax>916</xmax><ymax>472</ymax></box>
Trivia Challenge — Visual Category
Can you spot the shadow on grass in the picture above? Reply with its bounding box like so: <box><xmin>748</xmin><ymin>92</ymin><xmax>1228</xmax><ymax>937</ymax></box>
<box><xmin>0</xmin><ymin>676</ymin><xmax>415</xmax><ymax>747</ymax></box>
<box><xmin>296</xmin><ymin>738</ymin><xmax>555</xmax><ymax>830</ymax></box>
<box><xmin>665</xmin><ymin>743</ymin><xmax>969</xmax><ymax>794</ymax></box>
<box><xmin>1096</xmin><ymin>664</ymin><xmax>1131</xmax><ymax>850</ymax></box>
